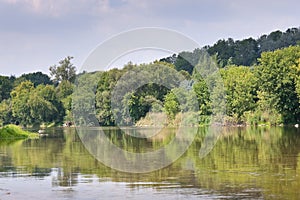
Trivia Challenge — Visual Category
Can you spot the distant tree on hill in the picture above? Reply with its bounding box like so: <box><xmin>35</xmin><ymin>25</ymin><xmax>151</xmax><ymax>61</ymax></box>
<box><xmin>15</xmin><ymin>72</ymin><xmax>52</xmax><ymax>87</ymax></box>
<box><xmin>164</xmin><ymin>27</ymin><xmax>300</xmax><ymax>71</ymax></box>
<box><xmin>49</xmin><ymin>56</ymin><xmax>76</xmax><ymax>84</ymax></box>
<box><xmin>0</xmin><ymin>76</ymin><xmax>15</xmax><ymax>101</ymax></box>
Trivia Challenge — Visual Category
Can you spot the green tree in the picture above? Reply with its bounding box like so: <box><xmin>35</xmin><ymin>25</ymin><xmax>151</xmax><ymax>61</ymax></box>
<box><xmin>233</xmin><ymin>38</ymin><xmax>259</xmax><ymax>66</ymax></box>
<box><xmin>11</xmin><ymin>81</ymin><xmax>64</xmax><ymax>126</ymax></box>
<box><xmin>255</xmin><ymin>46</ymin><xmax>300</xmax><ymax>123</ymax></box>
<box><xmin>15</xmin><ymin>72</ymin><xmax>52</xmax><ymax>87</ymax></box>
<box><xmin>123</xmin><ymin>92</ymin><xmax>163</xmax><ymax>125</ymax></box>
<box><xmin>192</xmin><ymin>79</ymin><xmax>211</xmax><ymax>115</ymax></box>
<box><xmin>35</xmin><ymin>84</ymin><xmax>65</xmax><ymax>123</ymax></box>
<box><xmin>11</xmin><ymin>81</ymin><xmax>35</xmax><ymax>125</ymax></box>
<box><xmin>204</xmin><ymin>27</ymin><xmax>300</xmax><ymax>68</ymax></box>
<box><xmin>95</xmin><ymin>69</ymin><xmax>123</xmax><ymax>125</ymax></box>
<box><xmin>296</xmin><ymin>60</ymin><xmax>300</xmax><ymax>104</ymax></box>
<box><xmin>56</xmin><ymin>80</ymin><xmax>74</xmax><ymax>99</ymax></box>
<box><xmin>72</xmin><ymin>72</ymin><xmax>103</xmax><ymax>126</ymax></box>
<box><xmin>291</xmin><ymin>59</ymin><xmax>300</xmax><ymax>107</ymax></box>
<box><xmin>0</xmin><ymin>99</ymin><xmax>13</xmax><ymax>126</ymax></box>
<box><xmin>111</xmin><ymin>63</ymin><xmax>181</xmax><ymax>125</ymax></box>
<box><xmin>163</xmin><ymin>91</ymin><xmax>180</xmax><ymax>120</ymax></box>
<box><xmin>220</xmin><ymin>66</ymin><xmax>257</xmax><ymax>121</ymax></box>
<box><xmin>55</xmin><ymin>80</ymin><xmax>74</xmax><ymax>122</ymax></box>
<box><xmin>174</xmin><ymin>49</ymin><xmax>202</xmax><ymax>74</ymax></box>
<box><xmin>206</xmin><ymin>38</ymin><xmax>235</xmax><ymax>67</ymax></box>
<box><xmin>0</xmin><ymin>76</ymin><xmax>15</xmax><ymax>101</ymax></box>
<box><xmin>49</xmin><ymin>56</ymin><xmax>76</xmax><ymax>84</ymax></box>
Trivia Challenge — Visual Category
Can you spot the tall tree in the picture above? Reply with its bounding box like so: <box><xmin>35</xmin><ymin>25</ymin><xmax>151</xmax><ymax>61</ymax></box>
<box><xmin>220</xmin><ymin>66</ymin><xmax>257</xmax><ymax>121</ymax></box>
<box><xmin>233</xmin><ymin>38</ymin><xmax>259</xmax><ymax>66</ymax></box>
<box><xmin>11</xmin><ymin>81</ymin><xmax>35</xmax><ymax>125</ymax></box>
<box><xmin>163</xmin><ymin>91</ymin><xmax>180</xmax><ymax>120</ymax></box>
<box><xmin>174</xmin><ymin>49</ymin><xmax>202</xmax><ymax>74</ymax></box>
<box><xmin>0</xmin><ymin>76</ymin><xmax>14</xmax><ymax>101</ymax></box>
<box><xmin>49</xmin><ymin>56</ymin><xmax>76</xmax><ymax>84</ymax></box>
<box><xmin>0</xmin><ymin>99</ymin><xmax>13</xmax><ymax>126</ymax></box>
<box><xmin>206</xmin><ymin>38</ymin><xmax>235</xmax><ymax>67</ymax></box>
<box><xmin>11</xmin><ymin>81</ymin><xmax>64</xmax><ymax>126</ymax></box>
<box><xmin>15</xmin><ymin>72</ymin><xmax>52</xmax><ymax>87</ymax></box>
<box><xmin>256</xmin><ymin>46</ymin><xmax>300</xmax><ymax>123</ymax></box>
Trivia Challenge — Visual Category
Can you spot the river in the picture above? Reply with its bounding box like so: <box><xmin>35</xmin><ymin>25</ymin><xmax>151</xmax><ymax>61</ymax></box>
<box><xmin>0</xmin><ymin>126</ymin><xmax>300</xmax><ymax>199</ymax></box>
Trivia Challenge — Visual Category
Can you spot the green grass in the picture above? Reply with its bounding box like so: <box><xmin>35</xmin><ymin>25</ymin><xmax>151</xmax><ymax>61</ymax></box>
<box><xmin>0</xmin><ymin>124</ymin><xmax>39</xmax><ymax>139</ymax></box>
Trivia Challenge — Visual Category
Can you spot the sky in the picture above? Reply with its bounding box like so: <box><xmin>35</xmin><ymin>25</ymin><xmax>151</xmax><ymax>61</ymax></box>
<box><xmin>0</xmin><ymin>0</ymin><xmax>299</xmax><ymax>76</ymax></box>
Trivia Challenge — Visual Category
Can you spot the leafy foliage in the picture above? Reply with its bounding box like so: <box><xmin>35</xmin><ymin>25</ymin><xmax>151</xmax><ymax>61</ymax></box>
<box><xmin>220</xmin><ymin>66</ymin><xmax>257</xmax><ymax>121</ymax></box>
<box><xmin>162</xmin><ymin>27</ymin><xmax>300</xmax><ymax>69</ymax></box>
<box><xmin>255</xmin><ymin>46</ymin><xmax>300</xmax><ymax>123</ymax></box>
<box><xmin>0</xmin><ymin>99</ymin><xmax>13</xmax><ymax>126</ymax></box>
<box><xmin>0</xmin><ymin>124</ymin><xmax>38</xmax><ymax>139</ymax></box>
<box><xmin>2</xmin><ymin>28</ymin><xmax>300</xmax><ymax>127</ymax></box>
<box><xmin>163</xmin><ymin>91</ymin><xmax>180</xmax><ymax>120</ymax></box>
<box><xmin>16</xmin><ymin>72</ymin><xmax>52</xmax><ymax>87</ymax></box>
<box><xmin>49</xmin><ymin>56</ymin><xmax>76</xmax><ymax>84</ymax></box>
<box><xmin>10</xmin><ymin>81</ymin><xmax>64</xmax><ymax>126</ymax></box>
<box><xmin>0</xmin><ymin>76</ymin><xmax>15</xmax><ymax>101</ymax></box>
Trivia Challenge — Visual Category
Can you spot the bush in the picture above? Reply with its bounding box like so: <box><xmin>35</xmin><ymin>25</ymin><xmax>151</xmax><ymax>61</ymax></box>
<box><xmin>0</xmin><ymin>125</ymin><xmax>38</xmax><ymax>139</ymax></box>
<box><xmin>243</xmin><ymin>109</ymin><xmax>283</xmax><ymax>126</ymax></box>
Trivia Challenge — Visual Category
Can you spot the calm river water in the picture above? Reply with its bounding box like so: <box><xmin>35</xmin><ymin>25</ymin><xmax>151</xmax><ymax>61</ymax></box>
<box><xmin>0</xmin><ymin>126</ymin><xmax>300</xmax><ymax>199</ymax></box>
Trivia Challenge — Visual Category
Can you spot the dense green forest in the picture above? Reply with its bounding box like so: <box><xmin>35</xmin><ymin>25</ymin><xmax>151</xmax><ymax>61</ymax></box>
<box><xmin>161</xmin><ymin>27</ymin><xmax>300</xmax><ymax>69</ymax></box>
<box><xmin>1</xmin><ymin>27</ymin><xmax>300</xmax><ymax>127</ymax></box>
<box><xmin>0</xmin><ymin>56</ymin><xmax>75</xmax><ymax>127</ymax></box>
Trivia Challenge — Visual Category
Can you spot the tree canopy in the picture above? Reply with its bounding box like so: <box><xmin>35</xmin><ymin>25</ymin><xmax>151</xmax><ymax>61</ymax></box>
<box><xmin>49</xmin><ymin>56</ymin><xmax>76</xmax><ymax>84</ymax></box>
<box><xmin>1</xmin><ymin>27</ymin><xmax>300</xmax><ymax>127</ymax></box>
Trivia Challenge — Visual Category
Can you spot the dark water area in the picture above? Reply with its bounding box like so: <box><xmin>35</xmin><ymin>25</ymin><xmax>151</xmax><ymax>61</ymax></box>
<box><xmin>0</xmin><ymin>126</ymin><xmax>300</xmax><ymax>199</ymax></box>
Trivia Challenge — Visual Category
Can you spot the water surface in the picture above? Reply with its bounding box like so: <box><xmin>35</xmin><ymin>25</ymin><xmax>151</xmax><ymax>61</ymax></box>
<box><xmin>0</xmin><ymin>127</ymin><xmax>300</xmax><ymax>199</ymax></box>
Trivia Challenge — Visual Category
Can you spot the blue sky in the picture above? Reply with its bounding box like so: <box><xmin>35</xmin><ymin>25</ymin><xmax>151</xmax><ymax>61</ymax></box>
<box><xmin>0</xmin><ymin>0</ymin><xmax>299</xmax><ymax>76</ymax></box>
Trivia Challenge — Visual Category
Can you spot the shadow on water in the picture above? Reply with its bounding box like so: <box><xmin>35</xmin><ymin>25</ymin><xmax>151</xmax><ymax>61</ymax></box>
<box><xmin>0</xmin><ymin>126</ymin><xmax>300</xmax><ymax>199</ymax></box>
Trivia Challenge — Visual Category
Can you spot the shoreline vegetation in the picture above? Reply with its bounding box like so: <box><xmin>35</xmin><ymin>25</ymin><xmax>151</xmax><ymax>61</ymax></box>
<box><xmin>0</xmin><ymin>124</ymin><xmax>39</xmax><ymax>139</ymax></box>
<box><xmin>135</xmin><ymin>112</ymin><xmax>299</xmax><ymax>128</ymax></box>
<box><xmin>0</xmin><ymin>27</ymin><xmax>300</xmax><ymax>128</ymax></box>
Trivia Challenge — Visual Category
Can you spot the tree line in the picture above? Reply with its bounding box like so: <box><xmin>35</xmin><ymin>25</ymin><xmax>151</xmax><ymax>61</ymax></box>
<box><xmin>161</xmin><ymin>27</ymin><xmax>300</xmax><ymax>70</ymax></box>
<box><xmin>1</xmin><ymin>27</ymin><xmax>300</xmax><ymax>127</ymax></box>
<box><xmin>0</xmin><ymin>56</ymin><xmax>75</xmax><ymax>127</ymax></box>
<box><xmin>81</xmin><ymin>45</ymin><xmax>299</xmax><ymax>126</ymax></box>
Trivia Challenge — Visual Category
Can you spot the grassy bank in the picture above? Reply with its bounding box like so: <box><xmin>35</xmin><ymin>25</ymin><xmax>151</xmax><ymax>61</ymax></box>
<box><xmin>136</xmin><ymin>112</ymin><xmax>210</xmax><ymax>127</ymax></box>
<box><xmin>0</xmin><ymin>125</ymin><xmax>39</xmax><ymax>139</ymax></box>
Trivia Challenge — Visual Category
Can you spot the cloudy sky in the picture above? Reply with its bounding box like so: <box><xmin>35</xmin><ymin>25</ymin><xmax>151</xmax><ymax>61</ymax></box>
<box><xmin>0</xmin><ymin>0</ymin><xmax>299</xmax><ymax>76</ymax></box>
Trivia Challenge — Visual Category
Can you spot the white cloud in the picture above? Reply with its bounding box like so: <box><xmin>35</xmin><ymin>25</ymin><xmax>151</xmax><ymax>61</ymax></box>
<box><xmin>2</xmin><ymin>0</ymin><xmax>57</xmax><ymax>16</ymax></box>
<box><xmin>0</xmin><ymin>0</ymin><xmax>113</xmax><ymax>17</ymax></box>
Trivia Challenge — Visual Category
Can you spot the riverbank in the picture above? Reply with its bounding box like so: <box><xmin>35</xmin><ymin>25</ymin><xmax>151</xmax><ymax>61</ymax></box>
<box><xmin>0</xmin><ymin>125</ymin><xmax>39</xmax><ymax>139</ymax></box>
<box><xmin>135</xmin><ymin>112</ymin><xmax>299</xmax><ymax>128</ymax></box>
